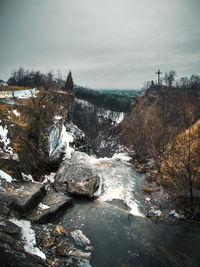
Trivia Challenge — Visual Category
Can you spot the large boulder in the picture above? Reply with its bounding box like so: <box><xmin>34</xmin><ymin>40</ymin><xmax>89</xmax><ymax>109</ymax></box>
<box><xmin>55</xmin><ymin>152</ymin><xmax>100</xmax><ymax>197</ymax></box>
<box><xmin>27</xmin><ymin>189</ymin><xmax>72</xmax><ymax>223</ymax></box>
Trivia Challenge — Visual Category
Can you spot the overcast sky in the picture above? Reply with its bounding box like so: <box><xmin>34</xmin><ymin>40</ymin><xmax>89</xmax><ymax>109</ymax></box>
<box><xmin>0</xmin><ymin>0</ymin><xmax>199</xmax><ymax>89</ymax></box>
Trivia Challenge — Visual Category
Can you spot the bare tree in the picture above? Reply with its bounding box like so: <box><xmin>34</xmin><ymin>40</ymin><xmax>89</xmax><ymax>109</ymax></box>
<box><xmin>164</xmin><ymin>70</ymin><xmax>176</xmax><ymax>87</ymax></box>
<box><xmin>161</xmin><ymin>94</ymin><xmax>198</xmax><ymax>216</ymax></box>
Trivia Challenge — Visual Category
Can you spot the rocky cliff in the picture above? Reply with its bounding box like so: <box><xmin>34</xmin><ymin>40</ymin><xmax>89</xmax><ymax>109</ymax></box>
<box><xmin>0</xmin><ymin>89</ymin><xmax>74</xmax><ymax>181</ymax></box>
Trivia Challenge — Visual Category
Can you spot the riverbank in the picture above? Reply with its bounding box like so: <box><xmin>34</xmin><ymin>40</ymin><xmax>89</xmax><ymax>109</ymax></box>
<box><xmin>132</xmin><ymin>154</ymin><xmax>196</xmax><ymax>222</ymax></box>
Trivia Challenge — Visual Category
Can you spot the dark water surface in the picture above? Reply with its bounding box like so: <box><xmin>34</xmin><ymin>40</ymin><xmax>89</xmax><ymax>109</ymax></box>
<box><xmin>56</xmin><ymin>200</ymin><xmax>200</xmax><ymax>267</ymax></box>
<box><xmin>55</xmin><ymin>153</ymin><xmax>200</xmax><ymax>267</ymax></box>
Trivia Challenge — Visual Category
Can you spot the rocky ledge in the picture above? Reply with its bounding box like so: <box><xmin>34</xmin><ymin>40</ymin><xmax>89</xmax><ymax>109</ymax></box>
<box><xmin>56</xmin><ymin>152</ymin><xmax>100</xmax><ymax>198</ymax></box>
<box><xmin>0</xmin><ymin>175</ymin><xmax>94</xmax><ymax>266</ymax></box>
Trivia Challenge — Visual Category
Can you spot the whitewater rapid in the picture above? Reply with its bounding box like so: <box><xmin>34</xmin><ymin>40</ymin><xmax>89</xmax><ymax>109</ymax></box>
<box><xmin>79</xmin><ymin>152</ymin><xmax>144</xmax><ymax>217</ymax></box>
<box><xmin>55</xmin><ymin>124</ymin><xmax>144</xmax><ymax>217</ymax></box>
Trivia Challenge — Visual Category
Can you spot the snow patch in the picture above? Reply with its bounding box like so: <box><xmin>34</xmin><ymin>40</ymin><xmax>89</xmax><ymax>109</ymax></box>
<box><xmin>0</xmin><ymin>170</ymin><xmax>13</xmax><ymax>182</ymax></box>
<box><xmin>13</xmin><ymin>109</ymin><xmax>20</xmax><ymax>117</ymax></box>
<box><xmin>75</xmin><ymin>98</ymin><xmax>125</xmax><ymax>124</ymax></box>
<box><xmin>61</xmin><ymin>125</ymin><xmax>74</xmax><ymax>159</ymax></box>
<box><xmin>51</xmin><ymin>125</ymin><xmax>74</xmax><ymax>159</ymax></box>
<box><xmin>42</xmin><ymin>172</ymin><xmax>55</xmax><ymax>184</ymax></box>
<box><xmin>22</xmin><ymin>173</ymin><xmax>36</xmax><ymax>183</ymax></box>
<box><xmin>53</xmin><ymin>115</ymin><xmax>62</xmax><ymax>121</ymax></box>
<box><xmin>169</xmin><ymin>209</ymin><xmax>184</xmax><ymax>219</ymax></box>
<box><xmin>38</xmin><ymin>203</ymin><xmax>49</xmax><ymax>210</ymax></box>
<box><xmin>0</xmin><ymin>124</ymin><xmax>13</xmax><ymax>154</ymax></box>
<box><xmin>150</xmin><ymin>208</ymin><xmax>162</xmax><ymax>217</ymax></box>
<box><xmin>9</xmin><ymin>219</ymin><xmax>46</xmax><ymax>259</ymax></box>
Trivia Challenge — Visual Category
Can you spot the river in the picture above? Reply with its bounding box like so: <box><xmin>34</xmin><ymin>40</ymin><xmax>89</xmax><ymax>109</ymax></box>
<box><xmin>54</xmin><ymin>152</ymin><xmax>200</xmax><ymax>267</ymax></box>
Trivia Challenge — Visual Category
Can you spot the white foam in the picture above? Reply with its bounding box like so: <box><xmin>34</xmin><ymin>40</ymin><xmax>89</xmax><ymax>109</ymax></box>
<box><xmin>97</xmin><ymin>157</ymin><xmax>144</xmax><ymax>217</ymax></box>
<box><xmin>70</xmin><ymin>152</ymin><xmax>143</xmax><ymax>216</ymax></box>
<box><xmin>113</xmin><ymin>153</ymin><xmax>132</xmax><ymax>162</ymax></box>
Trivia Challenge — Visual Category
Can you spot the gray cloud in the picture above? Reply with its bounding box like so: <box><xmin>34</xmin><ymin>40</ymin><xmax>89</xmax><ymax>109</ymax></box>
<box><xmin>0</xmin><ymin>0</ymin><xmax>199</xmax><ymax>88</ymax></box>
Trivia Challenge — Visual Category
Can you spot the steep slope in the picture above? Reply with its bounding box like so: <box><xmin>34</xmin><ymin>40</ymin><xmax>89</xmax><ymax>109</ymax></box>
<box><xmin>0</xmin><ymin>89</ymin><xmax>74</xmax><ymax>180</ymax></box>
<box><xmin>96</xmin><ymin>84</ymin><xmax>200</xmax><ymax>158</ymax></box>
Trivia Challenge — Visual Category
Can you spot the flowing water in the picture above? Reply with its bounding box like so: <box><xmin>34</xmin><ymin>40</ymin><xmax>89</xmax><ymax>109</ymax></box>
<box><xmin>56</xmin><ymin>152</ymin><xmax>200</xmax><ymax>267</ymax></box>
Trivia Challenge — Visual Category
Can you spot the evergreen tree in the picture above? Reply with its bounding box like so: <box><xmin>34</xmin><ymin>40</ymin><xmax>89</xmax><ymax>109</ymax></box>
<box><xmin>65</xmin><ymin>71</ymin><xmax>74</xmax><ymax>92</ymax></box>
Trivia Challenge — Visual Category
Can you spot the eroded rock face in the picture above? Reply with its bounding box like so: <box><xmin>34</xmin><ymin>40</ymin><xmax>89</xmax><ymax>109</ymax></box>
<box><xmin>27</xmin><ymin>189</ymin><xmax>72</xmax><ymax>223</ymax></box>
<box><xmin>56</xmin><ymin>152</ymin><xmax>100</xmax><ymax>198</ymax></box>
<box><xmin>71</xmin><ymin>230</ymin><xmax>91</xmax><ymax>248</ymax></box>
<box><xmin>33</xmin><ymin>223</ymin><xmax>93</xmax><ymax>265</ymax></box>
<box><xmin>67</xmin><ymin>173</ymin><xmax>99</xmax><ymax>198</ymax></box>
<box><xmin>0</xmin><ymin>217</ymin><xmax>48</xmax><ymax>267</ymax></box>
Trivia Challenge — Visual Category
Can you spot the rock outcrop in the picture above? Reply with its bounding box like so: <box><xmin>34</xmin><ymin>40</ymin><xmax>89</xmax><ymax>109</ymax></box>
<box><xmin>0</xmin><ymin>217</ymin><xmax>48</xmax><ymax>267</ymax></box>
<box><xmin>0</xmin><ymin>177</ymin><xmax>93</xmax><ymax>266</ymax></box>
<box><xmin>0</xmin><ymin>89</ymin><xmax>74</xmax><ymax>181</ymax></box>
<box><xmin>27</xmin><ymin>189</ymin><xmax>72</xmax><ymax>223</ymax></box>
<box><xmin>56</xmin><ymin>152</ymin><xmax>100</xmax><ymax>197</ymax></box>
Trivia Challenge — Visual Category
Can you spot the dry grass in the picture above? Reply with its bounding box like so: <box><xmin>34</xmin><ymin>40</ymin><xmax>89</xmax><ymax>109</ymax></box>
<box><xmin>0</xmin><ymin>103</ymin><xmax>11</xmax><ymax>117</ymax></box>
<box><xmin>0</xmin><ymin>86</ymin><xmax>32</xmax><ymax>91</ymax></box>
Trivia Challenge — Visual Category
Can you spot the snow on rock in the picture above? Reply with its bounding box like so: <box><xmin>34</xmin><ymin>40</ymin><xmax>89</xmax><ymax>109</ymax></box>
<box><xmin>169</xmin><ymin>209</ymin><xmax>184</xmax><ymax>219</ymax></box>
<box><xmin>42</xmin><ymin>172</ymin><xmax>56</xmax><ymax>184</ymax></box>
<box><xmin>61</xmin><ymin>125</ymin><xmax>74</xmax><ymax>159</ymax></box>
<box><xmin>9</xmin><ymin>219</ymin><xmax>46</xmax><ymax>259</ymax></box>
<box><xmin>0</xmin><ymin>124</ymin><xmax>13</xmax><ymax>154</ymax></box>
<box><xmin>0</xmin><ymin>169</ymin><xmax>13</xmax><ymax>182</ymax></box>
<box><xmin>53</xmin><ymin>115</ymin><xmax>62</xmax><ymax>121</ymax></box>
<box><xmin>37</xmin><ymin>203</ymin><xmax>50</xmax><ymax>215</ymax></box>
<box><xmin>150</xmin><ymin>208</ymin><xmax>162</xmax><ymax>217</ymax></box>
<box><xmin>0</xmin><ymin>125</ymin><xmax>8</xmax><ymax>142</ymax></box>
<box><xmin>75</xmin><ymin>98</ymin><xmax>125</xmax><ymax>124</ymax></box>
<box><xmin>115</xmin><ymin>112</ymin><xmax>125</xmax><ymax>124</ymax></box>
<box><xmin>22</xmin><ymin>173</ymin><xmax>41</xmax><ymax>184</ymax></box>
<box><xmin>38</xmin><ymin>203</ymin><xmax>49</xmax><ymax>210</ymax></box>
<box><xmin>22</xmin><ymin>173</ymin><xmax>34</xmax><ymax>182</ymax></box>
<box><xmin>65</xmin><ymin>122</ymin><xmax>85</xmax><ymax>139</ymax></box>
<box><xmin>13</xmin><ymin>109</ymin><xmax>20</xmax><ymax>117</ymax></box>
<box><xmin>51</xmin><ymin>125</ymin><xmax>74</xmax><ymax>159</ymax></box>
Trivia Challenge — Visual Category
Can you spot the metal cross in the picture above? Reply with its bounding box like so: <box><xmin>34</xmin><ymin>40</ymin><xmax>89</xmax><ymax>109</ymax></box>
<box><xmin>155</xmin><ymin>69</ymin><xmax>162</xmax><ymax>85</ymax></box>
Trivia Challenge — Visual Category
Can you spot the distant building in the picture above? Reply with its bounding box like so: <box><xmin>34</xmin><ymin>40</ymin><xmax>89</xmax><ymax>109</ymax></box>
<box><xmin>0</xmin><ymin>80</ymin><xmax>8</xmax><ymax>86</ymax></box>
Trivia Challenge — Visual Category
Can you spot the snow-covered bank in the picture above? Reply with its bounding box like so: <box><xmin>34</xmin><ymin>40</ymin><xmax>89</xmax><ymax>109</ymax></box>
<box><xmin>75</xmin><ymin>98</ymin><xmax>125</xmax><ymax>124</ymax></box>
<box><xmin>0</xmin><ymin>169</ymin><xmax>13</xmax><ymax>182</ymax></box>
<box><xmin>0</xmin><ymin>124</ymin><xmax>13</xmax><ymax>154</ymax></box>
<box><xmin>9</xmin><ymin>219</ymin><xmax>46</xmax><ymax>259</ymax></box>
